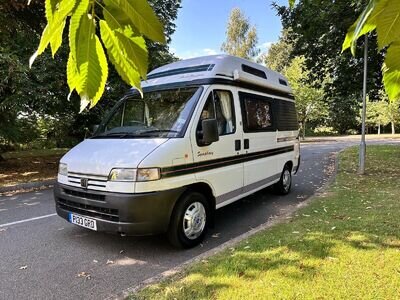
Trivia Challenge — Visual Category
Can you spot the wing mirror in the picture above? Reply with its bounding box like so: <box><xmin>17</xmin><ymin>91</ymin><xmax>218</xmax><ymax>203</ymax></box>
<box><xmin>202</xmin><ymin>119</ymin><xmax>219</xmax><ymax>145</ymax></box>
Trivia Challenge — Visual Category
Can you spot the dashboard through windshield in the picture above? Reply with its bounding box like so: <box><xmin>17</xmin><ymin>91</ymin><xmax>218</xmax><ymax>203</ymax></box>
<box><xmin>94</xmin><ymin>87</ymin><xmax>203</xmax><ymax>139</ymax></box>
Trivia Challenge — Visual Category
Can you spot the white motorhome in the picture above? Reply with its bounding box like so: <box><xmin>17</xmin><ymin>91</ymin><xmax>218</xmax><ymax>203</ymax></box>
<box><xmin>54</xmin><ymin>55</ymin><xmax>300</xmax><ymax>248</ymax></box>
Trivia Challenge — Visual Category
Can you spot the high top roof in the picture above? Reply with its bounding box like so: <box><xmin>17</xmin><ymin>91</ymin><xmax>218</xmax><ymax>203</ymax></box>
<box><xmin>140</xmin><ymin>55</ymin><xmax>293</xmax><ymax>95</ymax></box>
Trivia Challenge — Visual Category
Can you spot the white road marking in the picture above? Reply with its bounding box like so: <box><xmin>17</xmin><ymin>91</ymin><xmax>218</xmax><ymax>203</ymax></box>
<box><xmin>0</xmin><ymin>213</ymin><xmax>57</xmax><ymax>228</ymax></box>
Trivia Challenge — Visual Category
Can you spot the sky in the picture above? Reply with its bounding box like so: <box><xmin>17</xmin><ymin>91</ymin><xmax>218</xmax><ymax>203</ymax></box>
<box><xmin>169</xmin><ymin>0</ymin><xmax>287</xmax><ymax>60</ymax></box>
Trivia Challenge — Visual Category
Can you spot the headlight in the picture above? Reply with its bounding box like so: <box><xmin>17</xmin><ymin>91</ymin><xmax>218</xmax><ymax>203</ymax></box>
<box><xmin>108</xmin><ymin>168</ymin><xmax>137</xmax><ymax>182</ymax></box>
<box><xmin>108</xmin><ymin>168</ymin><xmax>160</xmax><ymax>182</ymax></box>
<box><xmin>58</xmin><ymin>163</ymin><xmax>68</xmax><ymax>176</ymax></box>
<box><xmin>137</xmin><ymin>168</ymin><xmax>160</xmax><ymax>182</ymax></box>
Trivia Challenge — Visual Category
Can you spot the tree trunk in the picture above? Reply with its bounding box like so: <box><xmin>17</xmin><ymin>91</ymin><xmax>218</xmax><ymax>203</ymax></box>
<box><xmin>392</xmin><ymin>122</ymin><xmax>395</xmax><ymax>134</ymax></box>
<box><xmin>378</xmin><ymin>123</ymin><xmax>381</xmax><ymax>135</ymax></box>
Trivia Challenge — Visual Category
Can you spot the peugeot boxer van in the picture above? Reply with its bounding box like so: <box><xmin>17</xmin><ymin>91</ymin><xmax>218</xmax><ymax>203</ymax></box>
<box><xmin>54</xmin><ymin>55</ymin><xmax>300</xmax><ymax>248</ymax></box>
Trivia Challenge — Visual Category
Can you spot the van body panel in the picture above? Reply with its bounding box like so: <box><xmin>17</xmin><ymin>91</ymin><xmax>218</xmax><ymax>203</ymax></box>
<box><xmin>61</xmin><ymin>138</ymin><xmax>168</xmax><ymax>175</ymax></box>
<box><xmin>190</xmin><ymin>85</ymin><xmax>244</xmax><ymax>203</ymax></box>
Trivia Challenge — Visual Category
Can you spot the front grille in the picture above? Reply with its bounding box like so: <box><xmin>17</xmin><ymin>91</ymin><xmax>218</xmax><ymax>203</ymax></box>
<box><xmin>57</xmin><ymin>198</ymin><xmax>119</xmax><ymax>222</ymax></box>
<box><xmin>63</xmin><ymin>188</ymin><xmax>105</xmax><ymax>202</ymax></box>
<box><xmin>67</xmin><ymin>172</ymin><xmax>108</xmax><ymax>190</ymax></box>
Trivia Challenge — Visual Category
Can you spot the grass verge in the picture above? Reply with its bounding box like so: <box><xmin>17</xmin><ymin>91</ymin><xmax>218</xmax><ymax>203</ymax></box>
<box><xmin>0</xmin><ymin>149</ymin><xmax>68</xmax><ymax>187</ymax></box>
<box><xmin>133</xmin><ymin>145</ymin><xmax>400</xmax><ymax>299</ymax></box>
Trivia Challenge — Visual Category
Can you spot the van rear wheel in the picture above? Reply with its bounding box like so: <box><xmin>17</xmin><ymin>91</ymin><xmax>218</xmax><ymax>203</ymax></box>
<box><xmin>274</xmin><ymin>165</ymin><xmax>292</xmax><ymax>195</ymax></box>
<box><xmin>167</xmin><ymin>191</ymin><xmax>209</xmax><ymax>248</ymax></box>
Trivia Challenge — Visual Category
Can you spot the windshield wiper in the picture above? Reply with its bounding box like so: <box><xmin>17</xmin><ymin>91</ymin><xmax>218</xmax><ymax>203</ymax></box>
<box><xmin>92</xmin><ymin>132</ymin><xmax>152</xmax><ymax>138</ymax></box>
<box><xmin>139</xmin><ymin>129</ymin><xmax>179</xmax><ymax>134</ymax></box>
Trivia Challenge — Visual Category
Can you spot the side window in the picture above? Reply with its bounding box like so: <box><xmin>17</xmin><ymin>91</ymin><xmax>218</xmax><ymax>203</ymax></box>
<box><xmin>196</xmin><ymin>90</ymin><xmax>236</xmax><ymax>145</ymax></box>
<box><xmin>240</xmin><ymin>92</ymin><xmax>274</xmax><ymax>132</ymax></box>
<box><xmin>214</xmin><ymin>91</ymin><xmax>235</xmax><ymax>135</ymax></box>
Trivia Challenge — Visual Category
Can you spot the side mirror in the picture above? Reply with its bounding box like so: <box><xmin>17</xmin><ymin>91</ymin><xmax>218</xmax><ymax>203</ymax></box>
<box><xmin>202</xmin><ymin>119</ymin><xmax>219</xmax><ymax>145</ymax></box>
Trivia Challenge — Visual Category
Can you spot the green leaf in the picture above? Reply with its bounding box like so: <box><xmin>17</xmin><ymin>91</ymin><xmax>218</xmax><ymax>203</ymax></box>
<box><xmin>289</xmin><ymin>0</ymin><xmax>296</xmax><ymax>8</ymax></box>
<box><xmin>383</xmin><ymin>42</ymin><xmax>400</xmax><ymax>101</ymax></box>
<box><xmin>30</xmin><ymin>0</ymin><xmax>76</xmax><ymax>66</ymax></box>
<box><xmin>106</xmin><ymin>0</ymin><xmax>165</xmax><ymax>43</ymax></box>
<box><xmin>342</xmin><ymin>0</ymin><xmax>377</xmax><ymax>55</ymax></box>
<box><xmin>115</xmin><ymin>29</ymin><xmax>148</xmax><ymax>78</ymax></box>
<box><xmin>69</xmin><ymin>0</ymin><xmax>90</xmax><ymax>61</ymax></box>
<box><xmin>50</xmin><ymin>20</ymin><xmax>66</xmax><ymax>57</ymax></box>
<box><xmin>75</xmin><ymin>14</ymin><xmax>108</xmax><ymax>111</ymax></box>
<box><xmin>45</xmin><ymin>0</ymin><xmax>59</xmax><ymax>22</ymax></box>
<box><xmin>66</xmin><ymin>51</ymin><xmax>79</xmax><ymax>98</ymax></box>
<box><xmin>375</xmin><ymin>0</ymin><xmax>400</xmax><ymax>49</ymax></box>
<box><xmin>102</xmin><ymin>1</ymin><xmax>138</xmax><ymax>33</ymax></box>
<box><xmin>100</xmin><ymin>20</ymin><xmax>142</xmax><ymax>93</ymax></box>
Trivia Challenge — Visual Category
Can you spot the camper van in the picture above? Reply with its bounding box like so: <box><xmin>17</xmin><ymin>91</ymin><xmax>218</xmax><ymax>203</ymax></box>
<box><xmin>54</xmin><ymin>55</ymin><xmax>300</xmax><ymax>248</ymax></box>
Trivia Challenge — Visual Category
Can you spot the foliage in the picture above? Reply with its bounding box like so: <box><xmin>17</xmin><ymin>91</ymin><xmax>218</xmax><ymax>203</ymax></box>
<box><xmin>342</xmin><ymin>0</ymin><xmax>400</xmax><ymax>101</ymax></box>
<box><xmin>0</xmin><ymin>0</ymin><xmax>180</xmax><ymax>152</ymax></box>
<box><xmin>221</xmin><ymin>8</ymin><xmax>260</xmax><ymax>60</ymax></box>
<box><xmin>284</xmin><ymin>56</ymin><xmax>327</xmax><ymax>138</ymax></box>
<box><xmin>275</xmin><ymin>0</ymin><xmax>385</xmax><ymax>133</ymax></box>
<box><xmin>364</xmin><ymin>90</ymin><xmax>400</xmax><ymax>134</ymax></box>
<box><xmin>29</xmin><ymin>0</ymin><xmax>165</xmax><ymax>111</ymax></box>
<box><xmin>262</xmin><ymin>28</ymin><xmax>293</xmax><ymax>73</ymax></box>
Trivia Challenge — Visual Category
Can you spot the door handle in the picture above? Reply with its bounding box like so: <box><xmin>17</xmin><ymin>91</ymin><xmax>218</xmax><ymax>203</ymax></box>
<box><xmin>235</xmin><ymin>140</ymin><xmax>241</xmax><ymax>151</ymax></box>
<box><xmin>244</xmin><ymin>139</ymin><xmax>249</xmax><ymax>149</ymax></box>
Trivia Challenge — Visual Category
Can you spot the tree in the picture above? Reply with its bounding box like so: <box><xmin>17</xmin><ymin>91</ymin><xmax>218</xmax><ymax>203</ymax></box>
<box><xmin>29</xmin><ymin>0</ymin><xmax>165</xmax><ymax>111</ymax></box>
<box><xmin>0</xmin><ymin>0</ymin><xmax>181</xmax><ymax>156</ymax></box>
<box><xmin>263</xmin><ymin>28</ymin><xmax>293</xmax><ymax>73</ymax></box>
<box><xmin>274</xmin><ymin>0</ymin><xmax>384</xmax><ymax>134</ymax></box>
<box><xmin>284</xmin><ymin>56</ymin><xmax>327</xmax><ymax>139</ymax></box>
<box><xmin>365</xmin><ymin>98</ymin><xmax>388</xmax><ymax>134</ymax></box>
<box><xmin>221</xmin><ymin>8</ymin><xmax>260</xmax><ymax>60</ymax></box>
<box><xmin>343</xmin><ymin>0</ymin><xmax>400</xmax><ymax>102</ymax></box>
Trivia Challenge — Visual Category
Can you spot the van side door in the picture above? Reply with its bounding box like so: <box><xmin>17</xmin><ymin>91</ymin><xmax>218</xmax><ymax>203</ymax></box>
<box><xmin>239</xmin><ymin>91</ymin><xmax>282</xmax><ymax>192</ymax></box>
<box><xmin>190</xmin><ymin>87</ymin><xmax>244</xmax><ymax>208</ymax></box>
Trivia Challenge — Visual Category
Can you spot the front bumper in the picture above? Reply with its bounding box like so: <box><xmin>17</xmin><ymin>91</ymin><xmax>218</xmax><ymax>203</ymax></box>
<box><xmin>54</xmin><ymin>183</ymin><xmax>185</xmax><ymax>236</ymax></box>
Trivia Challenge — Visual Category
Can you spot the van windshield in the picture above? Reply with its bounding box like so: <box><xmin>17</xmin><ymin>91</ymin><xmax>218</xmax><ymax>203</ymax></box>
<box><xmin>94</xmin><ymin>87</ymin><xmax>203</xmax><ymax>139</ymax></box>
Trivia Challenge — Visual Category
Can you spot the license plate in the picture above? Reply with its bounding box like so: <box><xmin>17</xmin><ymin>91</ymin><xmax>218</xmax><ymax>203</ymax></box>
<box><xmin>68</xmin><ymin>213</ymin><xmax>97</xmax><ymax>231</ymax></box>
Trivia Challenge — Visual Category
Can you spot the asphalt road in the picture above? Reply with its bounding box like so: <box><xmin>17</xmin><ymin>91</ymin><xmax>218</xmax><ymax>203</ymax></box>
<box><xmin>0</xmin><ymin>139</ymin><xmax>398</xmax><ymax>300</ymax></box>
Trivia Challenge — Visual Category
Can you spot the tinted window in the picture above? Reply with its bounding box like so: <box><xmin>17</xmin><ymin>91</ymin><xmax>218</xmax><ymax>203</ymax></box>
<box><xmin>240</xmin><ymin>93</ymin><xmax>274</xmax><ymax>132</ymax></box>
<box><xmin>276</xmin><ymin>100</ymin><xmax>298</xmax><ymax>131</ymax></box>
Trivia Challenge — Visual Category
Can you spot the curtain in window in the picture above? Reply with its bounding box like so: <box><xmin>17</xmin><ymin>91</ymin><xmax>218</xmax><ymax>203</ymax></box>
<box><xmin>216</xmin><ymin>91</ymin><xmax>233</xmax><ymax>132</ymax></box>
<box><xmin>144</xmin><ymin>102</ymin><xmax>150</xmax><ymax>125</ymax></box>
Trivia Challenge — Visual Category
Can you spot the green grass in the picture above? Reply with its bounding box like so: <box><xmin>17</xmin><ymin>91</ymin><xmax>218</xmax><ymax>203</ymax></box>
<box><xmin>132</xmin><ymin>145</ymin><xmax>400</xmax><ymax>300</ymax></box>
<box><xmin>2</xmin><ymin>148</ymin><xmax>69</xmax><ymax>159</ymax></box>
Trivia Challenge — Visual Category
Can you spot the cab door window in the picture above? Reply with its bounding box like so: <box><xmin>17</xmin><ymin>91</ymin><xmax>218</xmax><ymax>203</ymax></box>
<box><xmin>196</xmin><ymin>90</ymin><xmax>235</xmax><ymax>145</ymax></box>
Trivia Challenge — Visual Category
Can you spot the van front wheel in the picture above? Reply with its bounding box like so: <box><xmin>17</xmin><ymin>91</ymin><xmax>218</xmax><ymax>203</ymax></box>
<box><xmin>274</xmin><ymin>165</ymin><xmax>292</xmax><ymax>195</ymax></box>
<box><xmin>167</xmin><ymin>191</ymin><xmax>209</xmax><ymax>248</ymax></box>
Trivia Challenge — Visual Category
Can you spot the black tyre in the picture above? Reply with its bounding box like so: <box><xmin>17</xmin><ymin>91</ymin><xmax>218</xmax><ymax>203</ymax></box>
<box><xmin>167</xmin><ymin>191</ymin><xmax>209</xmax><ymax>248</ymax></box>
<box><xmin>274</xmin><ymin>165</ymin><xmax>292</xmax><ymax>195</ymax></box>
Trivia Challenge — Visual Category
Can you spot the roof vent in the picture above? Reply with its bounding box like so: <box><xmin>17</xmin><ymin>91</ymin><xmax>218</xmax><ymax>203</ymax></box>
<box><xmin>241</xmin><ymin>64</ymin><xmax>267</xmax><ymax>79</ymax></box>
<box><xmin>279</xmin><ymin>79</ymin><xmax>288</xmax><ymax>86</ymax></box>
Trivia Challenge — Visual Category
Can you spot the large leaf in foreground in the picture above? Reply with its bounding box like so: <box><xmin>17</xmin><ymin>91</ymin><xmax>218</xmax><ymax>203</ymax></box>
<box><xmin>75</xmin><ymin>14</ymin><xmax>108</xmax><ymax>110</ymax></box>
<box><xmin>30</xmin><ymin>0</ymin><xmax>76</xmax><ymax>66</ymax></box>
<box><xmin>100</xmin><ymin>20</ymin><xmax>142</xmax><ymax>94</ymax></box>
<box><xmin>383</xmin><ymin>42</ymin><xmax>400</xmax><ymax>100</ymax></box>
<box><xmin>375</xmin><ymin>0</ymin><xmax>400</xmax><ymax>49</ymax></box>
<box><xmin>107</xmin><ymin>0</ymin><xmax>165</xmax><ymax>42</ymax></box>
